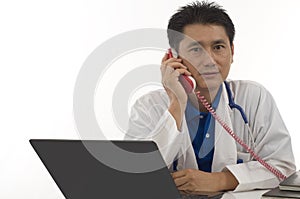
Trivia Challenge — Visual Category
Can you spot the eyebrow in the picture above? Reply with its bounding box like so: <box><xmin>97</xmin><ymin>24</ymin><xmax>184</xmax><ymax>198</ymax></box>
<box><xmin>186</xmin><ymin>39</ymin><xmax>227</xmax><ymax>49</ymax></box>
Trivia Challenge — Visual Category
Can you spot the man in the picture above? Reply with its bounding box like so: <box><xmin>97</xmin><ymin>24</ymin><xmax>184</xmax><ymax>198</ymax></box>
<box><xmin>125</xmin><ymin>1</ymin><xmax>295</xmax><ymax>193</ymax></box>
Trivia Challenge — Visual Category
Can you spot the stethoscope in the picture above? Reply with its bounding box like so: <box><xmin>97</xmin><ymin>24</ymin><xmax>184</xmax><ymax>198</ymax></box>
<box><xmin>173</xmin><ymin>81</ymin><xmax>256</xmax><ymax>171</ymax></box>
<box><xmin>224</xmin><ymin>81</ymin><xmax>248</xmax><ymax>124</ymax></box>
<box><xmin>224</xmin><ymin>81</ymin><xmax>256</xmax><ymax>158</ymax></box>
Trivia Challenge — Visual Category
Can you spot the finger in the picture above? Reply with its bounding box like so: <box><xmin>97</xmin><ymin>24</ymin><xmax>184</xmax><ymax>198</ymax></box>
<box><xmin>163</xmin><ymin>68</ymin><xmax>191</xmax><ymax>82</ymax></box>
<box><xmin>173</xmin><ymin>175</ymin><xmax>189</xmax><ymax>187</ymax></box>
<box><xmin>161</xmin><ymin>58</ymin><xmax>184</xmax><ymax>75</ymax></box>
<box><xmin>177</xmin><ymin>182</ymin><xmax>192</xmax><ymax>192</ymax></box>
<box><xmin>161</xmin><ymin>57</ymin><xmax>182</xmax><ymax>67</ymax></box>
<box><xmin>163</xmin><ymin>65</ymin><xmax>176</xmax><ymax>76</ymax></box>
<box><xmin>161</xmin><ymin>60</ymin><xmax>183</xmax><ymax>73</ymax></box>
<box><xmin>166</xmin><ymin>62</ymin><xmax>187</xmax><ymax>70</ymax></box>
<box><xmin>161</xmin><ymin>53</ymin><xmax>182</xmax><ymax>62</ymax></box>
<box><xmin>161</xmin><ymin>63</ymin><xmax>187</xmax><ymax>75</ymax></box>
<box><xmin>162</xmin><ymin>65</ymin><xmax>190</xmax><ymax>79</ymax></box>
<box><xmin>171</xmin><ymin>68</ymin><xmax>191</xmax><ymax>76</ymax></box>
<box><xmin>161</xmin><ymin>53</ymin><xmax>169</xmax><ymax>62</ymax></box>
<box><xmin>172</xmin><ymin>170</ymin><xmax>187</xmax><ymax>179</ymax></box>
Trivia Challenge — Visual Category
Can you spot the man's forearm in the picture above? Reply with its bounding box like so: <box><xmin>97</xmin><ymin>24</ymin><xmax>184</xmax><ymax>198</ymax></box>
<box><xmin>168</xmin><ymin>100</ymin><xmax>186</xmax><ymax>131</ymax></box>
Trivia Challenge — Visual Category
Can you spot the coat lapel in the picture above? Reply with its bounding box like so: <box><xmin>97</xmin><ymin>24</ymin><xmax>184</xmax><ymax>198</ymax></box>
<box><xmin>212</xmin><ymin>83</ymin><xmax>237</xmax><ymax>172</ymax></box>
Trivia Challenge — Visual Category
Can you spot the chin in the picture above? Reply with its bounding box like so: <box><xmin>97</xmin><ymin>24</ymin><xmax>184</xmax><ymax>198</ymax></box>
<box><xmin>197</xmin><ymin>79</ymin><xmax>222</xmax><ymax>91</ymax></box>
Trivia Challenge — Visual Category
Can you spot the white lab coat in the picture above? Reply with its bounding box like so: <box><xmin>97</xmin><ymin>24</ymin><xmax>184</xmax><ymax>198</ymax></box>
<box><xmin>125</xmin><ymin>80</ymin><xmax>296</xmax><ymax>192</ymax></box>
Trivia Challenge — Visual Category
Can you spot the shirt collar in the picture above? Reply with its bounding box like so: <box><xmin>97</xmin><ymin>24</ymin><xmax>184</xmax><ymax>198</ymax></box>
<box><xmin>185</xmin><ymin>84</ymin><xmax>223</xmax><ymax>122</ymax></box>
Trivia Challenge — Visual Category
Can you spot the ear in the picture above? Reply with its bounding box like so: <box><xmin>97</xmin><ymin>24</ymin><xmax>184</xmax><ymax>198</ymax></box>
<box><xmin>230</xmin><ymin>43</ymin><xmax>234</xmax><ymax>63</ymax></box>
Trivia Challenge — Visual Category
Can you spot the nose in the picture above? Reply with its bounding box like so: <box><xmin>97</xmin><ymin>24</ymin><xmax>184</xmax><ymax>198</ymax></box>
<box><xmin>202</xmin><ymin>49</ymin><xmax>217</xmax><ymax>67</ymax></box>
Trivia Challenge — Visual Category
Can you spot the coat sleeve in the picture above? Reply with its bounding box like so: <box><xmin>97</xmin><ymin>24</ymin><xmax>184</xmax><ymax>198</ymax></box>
<box><xmin>124</xmin><ymin>90</ymin><xmax>192</xmax><ymax>168</ymax></box>
<box><xmin>225</xmin><ymin>84</ymin><xmax>296</xmax><ymax>192</ymax></box>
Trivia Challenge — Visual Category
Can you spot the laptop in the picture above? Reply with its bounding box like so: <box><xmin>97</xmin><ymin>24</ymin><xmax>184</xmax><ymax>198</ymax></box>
<box><xmin>30</xmin><ymin>139</ymin><xmax>223</xmax><ymax>199</ymax></box>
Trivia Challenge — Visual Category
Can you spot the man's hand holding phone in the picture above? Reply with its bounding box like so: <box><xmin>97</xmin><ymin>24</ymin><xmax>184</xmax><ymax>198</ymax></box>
<box><xmin>160</xmin><ymin>49</ymin><xmax>192</xmax><ymax>130</ymax></box>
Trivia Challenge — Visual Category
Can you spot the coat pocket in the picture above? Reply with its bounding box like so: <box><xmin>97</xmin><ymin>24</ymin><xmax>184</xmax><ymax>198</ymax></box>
<box><xmin>237</xmin><ymin>151</ymin><xmax>251</xmax><ymax>163</ymax></box>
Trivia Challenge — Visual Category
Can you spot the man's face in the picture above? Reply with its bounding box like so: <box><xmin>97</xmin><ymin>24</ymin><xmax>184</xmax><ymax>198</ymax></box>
<box><xmin>178</xmin><ymin>24</ymin><xmax>234</xmax><ymax>91</ymax></box>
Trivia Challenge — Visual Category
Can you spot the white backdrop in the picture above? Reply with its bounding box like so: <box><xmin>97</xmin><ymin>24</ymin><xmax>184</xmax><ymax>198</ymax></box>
<box><xmin>0</xmin><ymin>0</ymin><xmax>299</xmax><ymax>198</ymax></box>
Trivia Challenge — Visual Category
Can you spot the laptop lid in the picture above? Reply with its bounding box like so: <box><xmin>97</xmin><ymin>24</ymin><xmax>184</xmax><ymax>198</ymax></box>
<box><xmin>30</xmin><ymin>139</ymin><xmax>181</xmax><ymax>199</ymax></box>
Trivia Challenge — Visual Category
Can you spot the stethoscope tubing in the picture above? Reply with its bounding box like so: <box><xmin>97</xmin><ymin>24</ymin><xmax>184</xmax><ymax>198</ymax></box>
<box><xmin>224</xmin><ymin>81</ymin><xmax>256</xmax><ymax>155</ymax></box>
<box><xmin>224</xmin><ymin>81</ymin><xmax>249</xmax><ymax>124</ymax></box>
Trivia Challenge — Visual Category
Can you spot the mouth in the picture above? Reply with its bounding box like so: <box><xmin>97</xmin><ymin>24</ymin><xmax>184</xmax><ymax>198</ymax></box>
<box><xmin>200</xmin><ymin>72</ymin><xmax>220</xmax><ymax>78</ymax></box>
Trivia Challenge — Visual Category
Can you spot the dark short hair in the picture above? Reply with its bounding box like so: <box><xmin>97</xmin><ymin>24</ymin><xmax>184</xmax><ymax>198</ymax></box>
<box><xmin>167</xmin><ymin>1</ymin><xmax>235</xmax><ymax>51</ymax></box>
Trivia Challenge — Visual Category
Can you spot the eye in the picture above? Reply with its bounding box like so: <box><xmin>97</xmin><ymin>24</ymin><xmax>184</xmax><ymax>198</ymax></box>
<box><xmin>191</xmin><ymin>47</ymin><xmax>200</xmax><ymax>52</ymax></box>
<box><xmin>189</xmin><ymin>47</ymin><xmax>203</xmax><ymax>53</ymax></box>
<box><xmin>186</xmin><ymin>46</ymin><xmax>204</xmax><ymax>57</ymax></box>
<box><xmin>214</xmin><ymin>45</ymin><xmax>225</xmax><ymax>50</ymax></box>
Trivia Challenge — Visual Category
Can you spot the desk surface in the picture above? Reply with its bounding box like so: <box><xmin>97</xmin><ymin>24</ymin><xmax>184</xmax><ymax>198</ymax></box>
<box><xmin>221</xmin><ymin>190</ymin><xmax>269</xmax><ymax>199</ymax></box>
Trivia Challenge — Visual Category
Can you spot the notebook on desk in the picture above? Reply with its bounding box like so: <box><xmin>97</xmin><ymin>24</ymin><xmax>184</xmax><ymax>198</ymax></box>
<box><xmin>279</xmin><ymin>171</ymin><xmax>300</xmax><ymax>191</ymax></box>
<box><xmin>261</xmin><ymin>187</ymin><xmax>300</xmax><ymax>198</ymax></box>
<box><xmin>30</xmin><ymin>139</ymin><xmax>223</xmax><ymax>199</ymax></box>
<box><xmin>261</xmin><ymin>171</ymin><xmax>300</xmax><ymax>199</ymax></box>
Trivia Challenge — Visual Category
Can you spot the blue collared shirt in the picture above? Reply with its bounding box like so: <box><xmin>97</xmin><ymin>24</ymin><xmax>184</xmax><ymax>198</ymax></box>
<box><xmin>184</xmin><ymin>86</ymin><xmax>222</xmax><ymax>172</ymax></box>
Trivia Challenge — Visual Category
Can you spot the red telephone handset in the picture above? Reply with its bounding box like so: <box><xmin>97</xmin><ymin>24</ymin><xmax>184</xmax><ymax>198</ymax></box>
<box><xmin>167</xmin><ymin>48</ymin><xmax>196</xmax><ymax>93</ymax></box>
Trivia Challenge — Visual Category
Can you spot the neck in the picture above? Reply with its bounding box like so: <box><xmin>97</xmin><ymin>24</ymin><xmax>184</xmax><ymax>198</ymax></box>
<box><xmin>188</xmin><ymin>86</ymin><xmax>220</xmax><ymax>112</ymax></box>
